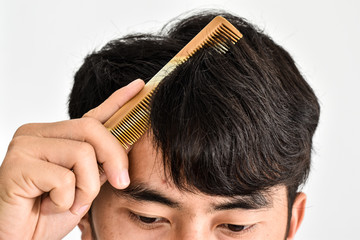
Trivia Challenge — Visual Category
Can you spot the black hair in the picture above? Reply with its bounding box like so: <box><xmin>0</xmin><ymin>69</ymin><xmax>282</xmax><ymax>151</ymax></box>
<box><xmin>69</xmin><ymin>10</ymin><xmax>320</xmax><ymax>234</ymax></box>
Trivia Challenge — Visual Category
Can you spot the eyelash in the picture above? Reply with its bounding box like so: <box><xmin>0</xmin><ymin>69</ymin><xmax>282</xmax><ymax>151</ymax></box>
<box><xmin>128</xmin><ymin>211</ymin><xmax>255</xmax><ymax>237</ymax></box>
<box><xmin>128</xmin><ymin>211</ymin><xmax>169</xmax><ymax>230</ymax></box>
<box><xmin>218</xmin><ymin>223</ymin><xmax>255</xmax><ymax>237</ymax></box>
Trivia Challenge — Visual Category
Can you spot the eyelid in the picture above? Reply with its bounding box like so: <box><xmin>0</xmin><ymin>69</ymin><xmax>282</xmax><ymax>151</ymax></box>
<box><xmin>128</xmin><ymin>211</ymin><xmax>170</xmax><ymax>230</ymax></box>
<box><xmin>218</xmin><ymin>223</ymin><xmax>255</xmax><ymax>237</ymax></box>
<box><xmin>130</xmin><ymin>209</ymin><xmax>163</xmax><ymax>219</ymax></box>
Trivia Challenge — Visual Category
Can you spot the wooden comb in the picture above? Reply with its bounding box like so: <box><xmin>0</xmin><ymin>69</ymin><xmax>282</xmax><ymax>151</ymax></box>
<box><xmin>104</xmin><ymin>16</ymin><xmax>243</xmax><ymax>149</ymax></box>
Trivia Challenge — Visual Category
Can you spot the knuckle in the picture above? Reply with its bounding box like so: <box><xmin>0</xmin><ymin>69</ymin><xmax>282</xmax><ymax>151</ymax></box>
<box><xmin>14</xmin><ymin>123</ymin><xmax>36</xmax><ymax>137</ymax></box>
<box><xmin>75</xmin><ymin>142</ymin><xmax>96</xmax><ymax>160</ymax></box>
<box><xmin>6</xmin><ymin>135</ymin><xmax>31</xmax><ymax>158</ymax></box>
<box><xmin>51</xmin><ymin>171</ymin><xmax>76</xmax><ymax>210</ymax></box>
<box><xmin>61</xmin><ymin>170</ymin><xmax>76</xmax><ymax>188</ymax></box>
<box><xmin>82</xmin><ymin>108</ymin><xmax>98</xmax><ymax>118</ymax></box>
<box><xmin>79</xmin><ymin>117</ymin><xmax>100</xmax><ymax>130</ymax></box>
<box><xmin>75</xmin><ymin>117</ymin><xmax>102</xmax><ymax>138</ymax></box>
<box><xmin>8</xmin><ymin>135</ymin><xmax>26</xmax><ymax>149</ymax></box>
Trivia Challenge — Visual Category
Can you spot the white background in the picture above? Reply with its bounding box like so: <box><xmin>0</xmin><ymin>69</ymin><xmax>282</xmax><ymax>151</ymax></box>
<box><xmin>1</xmin><ymin>0</ymin><xmax>359</xmax><ymax>239</ymax></box>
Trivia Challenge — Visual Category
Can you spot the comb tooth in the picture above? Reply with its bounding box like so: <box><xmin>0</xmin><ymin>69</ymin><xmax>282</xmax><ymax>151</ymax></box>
<box><xmin>220</xmin><ymin>25</ymin><xmax>242</xmax><ymax>42</ymax></box>
<box><xmin>118</xmin><ymin>113</ymin><xmax>143</xmax><ymax>142</ymax></box>
<box><xmin>131</xmin><ymin>109</ymin><xmax>149</xmax><ymax>128</ymax></box>
<box><xmin>130</xmin><ymin>116</ymin><xmax>148</xmax><ymax>132</ymax></box>
<box><xmin>214</xmin><ymin>29</ymin><xmax>233</xmax><ymax>49</ymax></box>
<box><xmin>139</xmin><ymin>100</ymin><xmax>151</xmax><ymax>112</ymax></box>
<box><xmin>128</xmin><ymin>112</ymin><xmax>148</xmax><ymax>136</ymax></box>
<box><xmin>123</xmin><ymin>118</ymin><xmax>142</xmax><ymax>140</ymax></box>
<box><xmin>117</xmin><ymin>135</ymin><xmax>128</xmax><ymax>149</ymax></box>
<box><xmin>205</xmin><ymin>35</ymin><xmax>221</xmax><ymax>49</ymax></box>
<box><xmin>127</xmin><ymin>112</ymin><xmax>146</xmax><ymax>131</ymax></box>
<box><xmin>214</xmin><ymin>44</ymin><xmax>227</xmax><ymax>54</ymax></box>
<box><xmin>127</xmin><ymin>107</ymin><xmax>148</xmax><ymax>135</ymax></box>
<box><xmin>209</xmin><ymin>40</ymin><xmax>226</xmax><ymax>53</ymax></box>
<box><xmin>110</xmin><ymin>128</ymin><xmax>128</xmax><ymax>149</ymax></box>
<box><xmin>214</xmin><ymin>28</ymin><xmax>232</xmax><ymax>47</ymax></box>
<box><xmin>207</xmin><ymin>31</ymin><xmax>229</xmax><ymax>53</ymax></box>
<box><xmin>210</xmin><ymin>31</ymin><xmax>224</xmax><ymax>45</ymax></box>
<box><xmin>114</xmin><ymin>123</ymin><xmax>127</xmax><ymax>138</ymax></box>
<box><xmin>112</xmin><ymin>96</ymin><xmax>152</xmax><ymax>146</ymax></box>
<box><xmin>112</xmin><ymin>126</ymin><xmax>124</xmax><ymax>140</ymax></box>
<box><xmin>111</xmin><ymin>127</ymin><xmax>121</xmax><ymax>139</ymax></box>
<box><xmin>216</xmin><ymin>29</ymin><xmax>232</xmax><ymax>43</ymax></box>
<box><xmin>136</xmin><ymin>110</ymin><xmax>151</xmax><ymax>128</ymax></box>
<box><xmin>134</xmin><ymin>102</ymin><xmax>151</xmax><ymax>122</ymax></box>
<box><xmin>214</xmin><ymin>37</ymin><xmax>230</xmax><ymax>52</ymax></box>
<box><xmin>190</xmin><ymin>43</ymin><xmax>205</xmax><ymax>56</ymax></box>
<box><xmin>118</xmin><ymin>121</ymin><xmax>137</xmax><ymax>143</ymax></box>
<box><xmin>218</xmin><ymin>26</ymin><xmax>238</xmax><ymax>43</ymax></box>
<box><xmin>218</xmin><ymin>42</ymin><xmax>230</xmax><ymax>53</ymax></box>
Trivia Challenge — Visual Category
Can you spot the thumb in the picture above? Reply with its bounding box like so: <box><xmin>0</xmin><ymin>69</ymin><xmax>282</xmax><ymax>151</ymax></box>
<box><xmin>33</xmin><ymin>207</ymin><xmax>89</xmax><ymax>240</ymax></box>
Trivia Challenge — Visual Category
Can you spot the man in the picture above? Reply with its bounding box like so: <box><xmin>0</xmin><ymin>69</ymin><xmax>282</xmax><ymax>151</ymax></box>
<box><xmin>0</xmin><ymin>11</ymin><xmax>320</xmax><ymax>239</ymax></box>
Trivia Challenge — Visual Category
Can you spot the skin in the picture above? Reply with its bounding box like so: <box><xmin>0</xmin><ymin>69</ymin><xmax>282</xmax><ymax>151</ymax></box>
<box><xmin>0</xmin><ymin>79</ymin><xmax>306</xmax><ymax>239</ymax></box>
<box><xmin>81</xmin><ymin>134</ymin><xmax>307</xmax><ymax>240</ymax></box>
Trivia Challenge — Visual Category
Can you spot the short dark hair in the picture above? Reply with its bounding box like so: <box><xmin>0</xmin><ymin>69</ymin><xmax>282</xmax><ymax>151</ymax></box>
<box><xmin>69</xmin><ymin>10</ymin><xmax>320</xmax><ymax>226</ymax></box>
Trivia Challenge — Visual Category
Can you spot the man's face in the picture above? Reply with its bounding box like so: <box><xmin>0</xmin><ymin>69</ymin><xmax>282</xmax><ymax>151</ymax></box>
<box><xmin>86</xmin><ymin>134</ymin><xmax>302</xmax><ymax>240</ymax></box>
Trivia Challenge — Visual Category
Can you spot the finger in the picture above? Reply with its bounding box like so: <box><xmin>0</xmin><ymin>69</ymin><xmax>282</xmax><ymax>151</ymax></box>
<box><xmin>13</xmin><ymin>118</ymin><xmax>129</xmax><ymax>189</ymax></box>
<box><xmin>13</xmin><ymin>80</ymin><xmax>145</xmax><ymax>189</ymax></box>
<box><xmin>83</xmin><ymin>79</ymin><xmax>145</xmax><ymax>123</ymax></box>
<box><xmin>7</xmin><ymin>156</ymin><xmax>77</xmax><ymax>213</ymax></box>
<box><xmin>10</xmin><ymin>135</ymin><xmax>101</xmax><ymax>215</ymax></box>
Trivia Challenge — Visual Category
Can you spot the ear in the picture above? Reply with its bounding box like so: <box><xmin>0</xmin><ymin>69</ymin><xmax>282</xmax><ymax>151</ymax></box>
<box><xmin>78</xmin><ymin>212</ymin><xmax>93</xmax><ymax>240</ymax></box>
<box><xmin>287</xmin><ymin>192</ymin><xmax>307</xmax><ymax>240</ymax></box>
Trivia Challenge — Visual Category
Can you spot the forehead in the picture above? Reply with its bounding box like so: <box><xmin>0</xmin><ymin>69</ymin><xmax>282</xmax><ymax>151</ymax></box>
<box><xmin>126</xmin><ymin>134</ymin><xmax>285</xmax><ymax>208</ymax></box>
<box><xmin>128</xmin><ymin>133</ymin><xmax>165</xmax><ymax>183</ymax></box>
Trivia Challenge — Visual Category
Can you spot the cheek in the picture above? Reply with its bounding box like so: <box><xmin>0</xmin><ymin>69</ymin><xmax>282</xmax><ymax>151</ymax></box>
<box><xmin>91</xmin><ymin>195</ymin><xmax>119</xmax><ymax>239</ymax></box>
<box><xmin>91</xmin><ymin>185</ymin><xmax>131</xmax><ymax>239</ymax></box>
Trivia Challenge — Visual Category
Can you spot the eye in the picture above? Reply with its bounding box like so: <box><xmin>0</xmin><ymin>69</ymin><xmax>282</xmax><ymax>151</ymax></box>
<box><xmin>223</xmin><ymin>224</ymin><xmax>246</xmax><ymax>232</ymax></box>
<box><xmin>218</xmin><ymin>223</ymin><xmax>254</xmax><ymax>236</ymax></box>
<box><xmin>138</xmin><ymin>215</ymin><xmax>160</xmax><ymax>224</ymax></box>
<box><xmin>128</xmin><ymin>211</ymin><xmax>169</xmax><ymax>230</ymax></box>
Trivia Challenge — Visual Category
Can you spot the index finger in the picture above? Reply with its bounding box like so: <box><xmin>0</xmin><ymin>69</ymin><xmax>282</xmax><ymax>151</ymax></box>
<box><xmin>83</xmin><ymin>79</ymin><xmax>145</xmax><ymax>123</ymax></box>
<box><xmin>83</xmin><ymin>79</ymin><xmax>145</xmax><ymax>188</ymax></box>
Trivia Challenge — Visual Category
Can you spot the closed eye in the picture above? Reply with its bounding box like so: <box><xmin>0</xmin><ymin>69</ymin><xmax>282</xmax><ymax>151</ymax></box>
<box><xmin>218</xmin><ymin>223</ymin><xmax>255</xmax><ymax>237</ymax></box>
<box><xmin>128</xmin><ymin>211</ymin><xmax>169</xmax><ymax>230</ymax></box>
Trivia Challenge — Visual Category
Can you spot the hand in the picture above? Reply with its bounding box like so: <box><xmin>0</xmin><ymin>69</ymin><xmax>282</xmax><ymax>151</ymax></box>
<box><xmin>0</xmin><ymin>79</ymin><xmax>145</xmax><ymax>240</ymax></box>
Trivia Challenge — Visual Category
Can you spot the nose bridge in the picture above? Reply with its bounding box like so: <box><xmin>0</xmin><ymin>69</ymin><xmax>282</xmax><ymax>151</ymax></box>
<box><xmin>172</xmin><ymin>217</ymin><xmax>211</xmax><ymax>240</ymax></box>
<box><xmin>175</xmin><ymin>227</ymin><xmax>204</xmax><ymax>240</ymax></box>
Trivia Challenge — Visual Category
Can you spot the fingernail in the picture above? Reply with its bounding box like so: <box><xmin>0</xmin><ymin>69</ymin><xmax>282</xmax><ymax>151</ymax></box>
<box><xmin>118</xmin><ymin>169</ymin><xmax>130</xmax><ymax>188</ymax></box>
<box><xmin>76</xmin><ymin>204</ymin><xmax>89</xmax><ymax>215</ymax></box>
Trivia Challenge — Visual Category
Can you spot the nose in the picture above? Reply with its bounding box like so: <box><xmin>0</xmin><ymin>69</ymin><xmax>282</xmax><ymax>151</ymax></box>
<box><xmin>178</xmin><ymin>231</ymin><xmax>201</xmax><ymax>240</ymax></box>
<box><xmin>172</xmin><ymin>222</ymin><xmax>211</xmax><ymax>240</ymax></box>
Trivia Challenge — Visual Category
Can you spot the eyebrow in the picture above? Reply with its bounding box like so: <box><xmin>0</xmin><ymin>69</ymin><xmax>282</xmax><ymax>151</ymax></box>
<box><xmin>212</xmin><ymin>194</ymin><xmax>271</xmax><ymax>211</ymax></box>
<box><xmin>112</xmin><ymin>182</ymin><xmax>181</xmax><ymax>208</ymax></box>
<box><xmin>111</xmin><ymin>182</ymin><xmax>271</xmax><ymax>211</ymax></box>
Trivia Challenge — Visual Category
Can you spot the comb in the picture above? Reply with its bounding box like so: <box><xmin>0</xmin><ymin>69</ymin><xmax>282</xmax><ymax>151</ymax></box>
<box><xmin>104</xmin><ymin>16</ymin><xmax>243</xmax><ymax>149</ymax></box>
